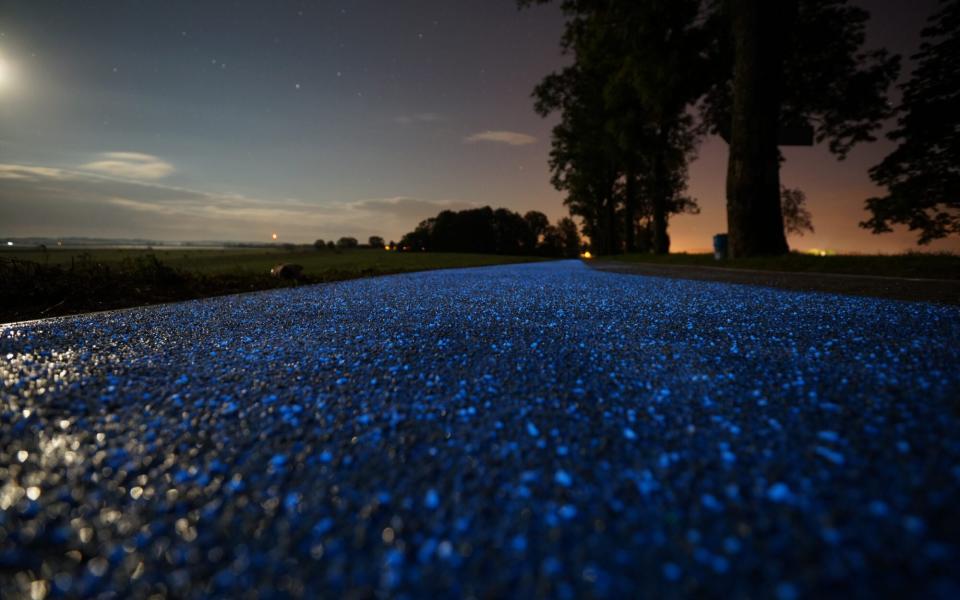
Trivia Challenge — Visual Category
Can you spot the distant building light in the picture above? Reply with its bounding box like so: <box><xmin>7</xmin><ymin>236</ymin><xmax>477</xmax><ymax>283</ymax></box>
<box><xmin>5</xmin><ymin>241</ymin><xmax>12</xmax><ymax>246</ymax></box>
<box><xmin>581</xmin><ymin>250</ymin><xmax>592</xmax><ymax>259</ymax></box>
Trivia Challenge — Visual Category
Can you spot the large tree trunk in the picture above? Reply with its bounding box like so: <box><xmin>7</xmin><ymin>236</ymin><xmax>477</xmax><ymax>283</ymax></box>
<box><xmin>726</xmin><ymin>0</ymin><xmax>792</xmax><ymax>257</ymax></box>
<box><xmin>624</xmin><ymin>160</ymin><xmax>638</xmax><ymax>253</ymax></box>
<box><xmin>652</xmin><ymin>126</ymin><xmax>671</xmax><ymax>255</ymax></box>
<box><xmin>593</xmin><ymin>194</ymin><xmax>611</xmax><ymax>255</ymax></box>
<box><xmin>605</xmin><ymin>191</ymin><xmax>621</xmax><ymax>254</ymax></box>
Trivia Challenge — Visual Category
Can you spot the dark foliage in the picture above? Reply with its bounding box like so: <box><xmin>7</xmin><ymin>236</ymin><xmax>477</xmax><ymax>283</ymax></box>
<box><xmin>863</xmin><ymin>0</ymin><xmax>960</xmax><ymax>244</ymax></box>
<box><xmin>781</xmin><ymin>187</ymin><xmax>815</xmax><ymax>236</ymax></box>
<box><xmin>0</xmin><ymin>254</ymin><xmax>288</xmax><ymax>322</ymax></box>
<box><xmin>399</xmin><ymin>206</ymin><xmax>581</xmax><ymax>257</ymax></box>
<box><xmin>525</xmin><ymin>0</ymin><xmax>899</xmax><ymax>257</ymax></box>
<box><xmin>526</xmin><ymin>0</ymin><xmax>704</xmax><ymax>255</ymax></box>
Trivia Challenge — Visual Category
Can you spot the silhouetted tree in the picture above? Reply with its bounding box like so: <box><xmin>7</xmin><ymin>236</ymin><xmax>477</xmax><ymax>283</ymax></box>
<box><xmin>326</xmin><ymin>241</ymin><xmax>336</xmax><ymax>250</ymax></box>
<box><xmin>369</xmin><ymin>236</ymin><xmax>385</xmax><ymax>248</ymax></box>
<box><xmin>525</xmin><ymin>0</ymin><xmax>706</xmax><ymax>254</ymax></box>
<box><xmin>535</xmin><ymin>61</ymin><xmax>622</xmax><ymax>254</ymax></box>
<box><xmin>781</xmin><ymin>187</ymin><xmax>814</xmax><ymax>236</ymax></box>
<box><xmin>493</xmin><ymin>208</ymin><xmax>530</xmax><ymax>254</ymax></box>
<box><xmin>399</xmin><ymin>206</ymin><xmax>568</xmax><ymax>255</ymax></box>
<box><xmin>527</xmin><ymin>0</ymin><xmax>898</xmax><ymax>257</ymax></box>
<box><xmin>863</xmin><ymin>0</ymin><xmax>960</xmax><ymax>244</ymax></box>
<box><xmin>313</xmin><ymin>239</ymin><xmax>326</xmax><ymax>250</ymax></box>
<box><xmin>604</xmin><ymin>0</ymin><xmax>708</xmax><ymax>253</ymax></box>
<box><xmin>524</xmin><ymin>210</ymin><xmax>551</xmax><ymax>250</ymax></box>
<box><xmin>337</xmin><ymin>237</ymin><xmax>358</xmax><ymax>249</ymax></box>
<box><xmin>557</xmin><ymin>216</ymin><xmax>582</xmax><ymax>257</ymax></box>
<box><xmin>541</xmin><ymin>224</ymin><xmax>564</xmax><ymax>256</ymax></box>
<box><xmin>400</xmin><ymin>218</ymin><xmax>434</xmax><ymax>251</ymax></box>
<box><xmin>707</xmin><ymin>0</ymin><xmax>899</xmax><ymax>256</ymax></box>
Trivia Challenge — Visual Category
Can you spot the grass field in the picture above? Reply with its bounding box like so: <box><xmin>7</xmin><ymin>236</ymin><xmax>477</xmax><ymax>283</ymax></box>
<box><xmin>0</xmin><ymin>247</ymin><xmax>547</xmax><ymax>323</ymax></box>
<box><xmin>606</xmin><ymin>251</ymin><xmax>960</xmax><ymax>280</ymax></box>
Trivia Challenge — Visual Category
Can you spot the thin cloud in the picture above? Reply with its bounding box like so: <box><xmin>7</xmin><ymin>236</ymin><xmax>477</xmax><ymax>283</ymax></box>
<box><xmin>350</xmin><ymin>196</ymin><xmax>476</xmax><ymax>217</ymax></box>
<box><xmin>0</xmin><ymin>163</ymin><xmax>472</xmax><ymax>242</ymax></box>
<box><xmin>81</xmin><ymin>152</ymin><xmax>175</xmax><ymax>180</ymax></box>
<box><xmin>464</xmin><ymin>130</ymin><xmax>537</xmax><ymax>146</ymax></box>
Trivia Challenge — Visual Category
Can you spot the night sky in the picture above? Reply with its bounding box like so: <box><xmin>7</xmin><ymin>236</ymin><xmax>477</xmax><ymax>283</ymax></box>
<box><xmin>1</xmin><ymin>0</ymin><xmax>956</xmax><ymax>253</ymax></box>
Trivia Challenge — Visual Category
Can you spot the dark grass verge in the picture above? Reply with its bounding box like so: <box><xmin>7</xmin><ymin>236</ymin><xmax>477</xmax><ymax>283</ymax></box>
<box><xmin>0</xmin><ymin>253</ymin><xmax>541</xmax><ymax>323</ymax></box>
<box><xmin>607</xmin><ymin>251</ymin><xmax>960</xmax><ymax>280</ymax></box>
<box><xmin>591</xmin><ymin>258</ymin><xmax>960</xmax><ymax>305</ymax></box>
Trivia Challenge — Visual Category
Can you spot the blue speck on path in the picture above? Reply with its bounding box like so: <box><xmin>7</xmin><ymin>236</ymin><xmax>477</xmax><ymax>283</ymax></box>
<box><xmin>662</xmin><ymin>562</ymin><xmax>682</xmax><ymax>581</ymax></box>
<box><xmin>701</xmin><ymin>494</ymin><xmax>723</xmax><ymax>512</ymax></box>
<box><xmin>818</xmin><ymin>430</ymin><xmax>840</xmax><ymax>443</ymax></box>
<box><xmin>555</xmin><ymin>470</ymin><xmax>573</xmax><ymax>487</ymax></box>
<box><xmin>424</xmin><ymin>488</ymin><xmax>440</xmax><ymax>509</ymax></box>
<box><xmin>814</xmin><ymin>446</ymin><xmax>845</xmax><ymax>465</ymax></box>
<box><xmin>775</xmin><ymin>582</ymin><xmax>799</xmax><ymax>600</ymax></box>
<box><xmin>767</xmin><ymin>483</ymin><xmax>793</xmax><ymax>503</ymax></box>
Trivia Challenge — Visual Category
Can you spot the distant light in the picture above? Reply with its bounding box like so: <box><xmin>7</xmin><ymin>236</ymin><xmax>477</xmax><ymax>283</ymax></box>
<box><xmin>383</xmin><ymin>245</ymin><xmax>390</xmax><ymax>251</ymax></box>
<box><xmin>6</xmin><ymin>241</ymin><xmax>12</xmax><ymax>246</ymax></box>
<box><xmin>271</xmin><ymin>233</ymin><xmax>278</xmax><ymax>241</ymax></box>
<box><xmin>581</xmin><ymin>250</ymin><xmax>592</xmax><ymax>259</ymax></box>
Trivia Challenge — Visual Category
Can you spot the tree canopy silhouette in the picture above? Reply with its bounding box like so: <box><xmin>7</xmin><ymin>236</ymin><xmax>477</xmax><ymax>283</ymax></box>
<box><xmin>862</xmin><ymin>0</ymin><xmax>960</xmax><ymax>244</ymax></box>
<box><xmin>399</xmin><ymin>207</ymin><xmax>581</xmax><ymax>257</ymax></box>
<box><xmin>707</xmin><ymin>0</ymin><xmax>899</xmax><ymax>256</ymax></box>
<box><xmin>525</xmin><ymin>0</ymin><xmax>899</xmax><ymax>256</ymax></box>
<box><xmin>526</xmin><ymin>0</ymin><xmax>704</xmax><ymax>255</ymax></box>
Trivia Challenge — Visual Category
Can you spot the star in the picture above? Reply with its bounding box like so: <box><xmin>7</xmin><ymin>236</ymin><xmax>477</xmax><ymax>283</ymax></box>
<box><xmin>295</xmin><ymin>83</ymin><xmax>301</xmax><ymax>90</ymax></box>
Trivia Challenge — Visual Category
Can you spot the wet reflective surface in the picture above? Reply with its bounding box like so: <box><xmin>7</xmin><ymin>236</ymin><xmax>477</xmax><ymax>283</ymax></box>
<box><xmin>2</xmin><ymin>261</ymin><xmax>959</xmax><ymax>597</ymax></box>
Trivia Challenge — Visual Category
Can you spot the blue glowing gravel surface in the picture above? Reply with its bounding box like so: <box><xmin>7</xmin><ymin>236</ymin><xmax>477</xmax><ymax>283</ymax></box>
<box><xmin>2</xmin><ymin>260</ymin><xmax>959</xmax><ymax>598</ymax></box>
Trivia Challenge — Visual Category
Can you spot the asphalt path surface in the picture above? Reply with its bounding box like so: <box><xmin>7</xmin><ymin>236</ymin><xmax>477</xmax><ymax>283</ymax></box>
<box><xmin>2</xmin><ymin>260</ymin><xmax>959</xmax><ymax>598</ymax></box>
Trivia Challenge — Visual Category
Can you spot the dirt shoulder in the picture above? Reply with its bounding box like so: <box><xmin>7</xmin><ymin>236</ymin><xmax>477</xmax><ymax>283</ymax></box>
<box><xmin>590</xmin><ymin>260</ymin><xmax>960</xmax><ymax>305</ymax></box>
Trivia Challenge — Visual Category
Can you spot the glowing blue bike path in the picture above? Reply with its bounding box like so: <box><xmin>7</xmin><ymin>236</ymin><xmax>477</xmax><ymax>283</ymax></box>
<box><xmin>2</xmin><ymin>260</ymin><xmax>958</xmax><ymax>597</ymax></box>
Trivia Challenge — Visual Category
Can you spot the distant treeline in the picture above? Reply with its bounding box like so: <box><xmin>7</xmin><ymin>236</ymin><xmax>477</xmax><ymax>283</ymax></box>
<box><xmin>399</xmin><ymin>207</ymin><xmax>582</xmax><ymax>257</ymax></box>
